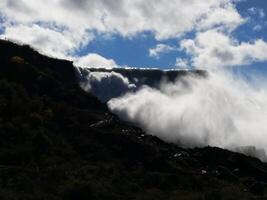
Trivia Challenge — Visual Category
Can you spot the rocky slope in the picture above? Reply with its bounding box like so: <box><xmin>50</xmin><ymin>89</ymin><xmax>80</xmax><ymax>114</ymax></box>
<box><xmin>0</xmin><ymin>39</ymin><xmax>267</xmax><ymax>200</ymax></box>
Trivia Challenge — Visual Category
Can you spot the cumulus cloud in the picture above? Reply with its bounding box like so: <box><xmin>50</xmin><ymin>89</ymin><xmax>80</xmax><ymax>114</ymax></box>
<box><xmin>108</xmin><ymin>71</ymin><xmax>267</xmax><ymax>161</ymax></box>
<box><xmin>175</xmin><ymin>58</ymin><xmax>190</xmax><ymax>69</ymax></box>
<box><xmin>197</xmin><ymin>2</ymin><xmax>245</xmax><ymax>31</ymax></box>
<box><xmin>246</xmin><ymin>7</ymin><xmax>266</xmax><ymax>33</ymax></box>
<box><xmin>74</xmin><ymin>54</ymin><xmax>118</xmax><ymax>69</ymax></box>
<box><xmin>149</xmin><ymin>44</ymin><xmax>176</xmax><ymax>59</ymax></box>
<box><xmin>0</xmin><ymin>0</ymin><xmax>243</xmax><ymax>39</ymax></box>
<box><xmin>253</xmin><ymin>25</ymin><xmax>263</xmax><ymax>32</ymax></box>
<box><xmin>80</xmin><ymin>71</ymin><xmax>136</xmax><ymax>102</ymax></box>
<box><xmin>248</xmin><ymin>7</ymin><xmax>265</xmax><ymax>19</ymax></box>
<box><xmin>180</xmin><ymin>29</ymin><xmax>267</xmax><ymax>68</ymax></box>
<box><xmin>0</xmin><ymin>0</ymin><xmax>244</xmax><ymax>59</ymax></box>
<box><xmin>0</xmin><ymin>24</ymin><xmax>93</xmax><ymax>59</ymax></box>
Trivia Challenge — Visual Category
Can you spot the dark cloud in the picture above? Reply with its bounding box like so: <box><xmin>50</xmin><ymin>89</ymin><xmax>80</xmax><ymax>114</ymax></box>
<box><xmin>212</xmin><ymin>48</ymin><xmax>235</xmax><ymax>62</ymax></box>
<box><xmin>62</xmin><ymin>0</ymin><xmax>91</xmax><ymax>9</ymax></box>
<box><xmin>6</xmin><ymin>0</ymin><xmax>32</xmax><ymax>13</ymax></box>
<box><xmin>79</xmin><ymin>70</ymin><xmax>136</xmax><ymax>102</ymax></box>
<box><xmin>78</xmin><ymin>68</ymin><xmax>206</xmax><ymax>102</ymax></box>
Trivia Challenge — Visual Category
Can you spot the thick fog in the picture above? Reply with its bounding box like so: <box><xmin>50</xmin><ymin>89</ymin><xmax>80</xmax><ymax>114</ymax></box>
<box><xmin>107</xmin><ymin>70</ymin><xmax>267</xmax><ymax>161</ymax></box>
<box><xmin>77</xmin><ymin>66</ymin><xmax>267</xmax><ymax>161</ymax></box>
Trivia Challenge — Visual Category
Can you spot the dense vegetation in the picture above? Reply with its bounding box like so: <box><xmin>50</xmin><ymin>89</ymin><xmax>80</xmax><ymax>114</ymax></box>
<box><xmin>0</xmin><ymin>39</ymin><xmax>267</xmax><ymax>199</ymax></box>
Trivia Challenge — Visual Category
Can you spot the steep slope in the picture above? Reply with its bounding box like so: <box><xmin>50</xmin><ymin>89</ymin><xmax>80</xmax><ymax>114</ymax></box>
<box><xmin>0</xmin><ymin>39</ymin><xmax>267</xmax><ymax>200</ymax></box>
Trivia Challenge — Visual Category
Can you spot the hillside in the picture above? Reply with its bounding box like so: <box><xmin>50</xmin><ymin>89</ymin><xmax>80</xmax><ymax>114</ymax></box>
<box><xmin>0</xmin><ymin>39</ymin><xmax>267</xmax><ymax>200</ymax></box>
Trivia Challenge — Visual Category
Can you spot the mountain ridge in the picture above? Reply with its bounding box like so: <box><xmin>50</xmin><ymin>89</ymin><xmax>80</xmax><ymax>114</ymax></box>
<box><xmin>0</xmin><ymin>39</ymin><xmax>267</xmax><ymax>199</ymax></box>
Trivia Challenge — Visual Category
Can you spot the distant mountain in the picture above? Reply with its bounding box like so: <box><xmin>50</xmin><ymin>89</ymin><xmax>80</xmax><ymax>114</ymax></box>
<box><xmin>0</xmin><ymin>39</ymin><xmax>267</xmax><ymax>200</ymax></box>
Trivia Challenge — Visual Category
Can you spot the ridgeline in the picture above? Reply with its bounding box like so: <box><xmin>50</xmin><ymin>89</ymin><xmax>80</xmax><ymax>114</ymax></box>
<box><xmin>0</xmin><ymin>39</ymin><xmax>267</xmax><ymax>200</ymax></box>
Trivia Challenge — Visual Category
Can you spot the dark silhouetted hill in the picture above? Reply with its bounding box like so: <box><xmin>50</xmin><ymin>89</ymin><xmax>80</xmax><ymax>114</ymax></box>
<box><xmin>0</xmin><ymin>39</ymin><xmax>267</xmax><ymax>200</ymax></box>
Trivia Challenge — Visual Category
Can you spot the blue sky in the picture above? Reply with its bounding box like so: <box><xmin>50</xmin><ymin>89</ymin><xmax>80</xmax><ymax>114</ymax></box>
<box><xmin>76</xmin><ymin>33</ymin><xmax>182</xmax><ymax>68</ymax></box>
<box><xmin>75</xmin><ymin>0</ymin><xmax>267</xmax><ymax>70</ymax></box>
<box><xmin>232</xmin><ymin>3</ymin><xmax>267</xmax><ymax>76</ymax></box>
<box><xmin>0</xmin><ymin>0</ymin><xmax>267</xmax><ymax>73</ymax></box>
<box><xmin>233</xmin><ymin>0</ymin><xmax>267</xmax><ymax>76</ymax></box>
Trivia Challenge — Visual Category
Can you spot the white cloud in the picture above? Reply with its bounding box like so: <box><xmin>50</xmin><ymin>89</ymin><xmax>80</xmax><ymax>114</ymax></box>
<box><xmin>0</xmin><ymin>0</ymin><xmax>243</xmax><ymax>42</ymax></box>
<box><xmin>80</xmin><ymin>71</ymin><xmax>136</xmax><ymax>102</ymax></box>
<box><xmin>175</xmin><ymin>58</ymin><xmax>189</xmax><ymax>68</ymax></box>
<box><xmin>180</xmin><ymin>29</ymin><xmax>267</xmax><ymax>68</ymax></box>
<box><xmin>1</xmin><ymin>23</ymin><xmax>118</xmax><ymax>69</ymax></box>
<box><xmin>253</xmin><ymin>25</ymin><xmax>262</xmax><ymax>32</ymax></box>
<box><xmin>248</xmin><ymin>7</ymin><xmax>265</xmax><ymax>18</ymax></box>
<box><xmin>259</xmin><ymin>10</ymin><xmax>265</xmax><ymax>18</ymax></box>
<box><xmin>197</xmin><ymin>2</ymin><xmax>245</xmax><ymax>31</ymax></box>
<box><xmin>108</xmin><ymin>71</ymin><xmax>267</xmax><ymax>161</ymax></box>
<box><xmin>1</xmin><ymin>24</ymin><xmax>94</xmax><ymax>59</ymax></box>
<box><xmin>74</xmin><ymin>53</ymin><xmax>118</xmax><ymax>69</ymax></box>
<box><xmin>149</xmin><ymin>44</ymin><xmax>176</xmax><ymax>58</ymax></box>
<box><xmin>248</xmin><ymin>7</ymin><xmax>258</xmax><ymax>15</ymax></box>
<box><xmin>0</xmin><ymin>0</ymin><xmax>259</xmax><ymax>70</ymax></box>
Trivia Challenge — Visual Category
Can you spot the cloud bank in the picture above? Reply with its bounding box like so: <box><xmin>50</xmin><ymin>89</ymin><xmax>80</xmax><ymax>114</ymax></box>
<box><xmin>0</xmin><ymin>0</ymin><xmax>243</xmax><ymax>39</ymax></box>
<box><xmin>1</xmin><ymin>0</ymin><xmax>266</xmax><ymax>69</ymax></box>
<box><xmin>181</xmin><ymin>29</ymin><xmax>267</xmax><ymax>69</ymax></box>
<box><xmin>0</xmin><ymin>0</ymin><xmax>246</xmax><ymax>67</ymax></box>
<box><xmin>79</xmin><ymin>70</ymin><xmax>136</xmax><ymax>102</ymax></box>
<box><xmin>108</xmin><ymin>71</ymin><xmax>267</xmax><ymax>161</ymax></box>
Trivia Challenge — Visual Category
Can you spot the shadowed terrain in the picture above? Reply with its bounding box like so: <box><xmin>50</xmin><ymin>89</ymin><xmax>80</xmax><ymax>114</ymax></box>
<box><xmin>0</xmin><ymin>39</ymin><xmax>267</xmax><ymax>200</ymax></box>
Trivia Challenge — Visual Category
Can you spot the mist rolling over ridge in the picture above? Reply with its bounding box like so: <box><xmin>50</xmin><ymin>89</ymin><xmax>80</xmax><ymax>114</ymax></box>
<box><xmin>2</xmin><ymin>38</ymin><xmax>267</xmax><ymax>199</ymax></box>
<box><xmin>77</xmin><ymin>67</ymin><xmax>267</xmax><ymax>161</ymax></box>
<box><xmin>1</xmin><ymin>0</ymin><xmax>267</xmax><ymax>198</ymax></box>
